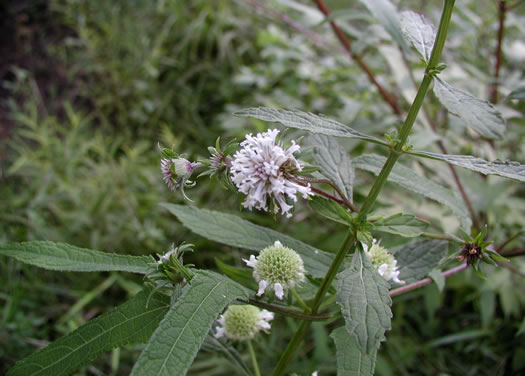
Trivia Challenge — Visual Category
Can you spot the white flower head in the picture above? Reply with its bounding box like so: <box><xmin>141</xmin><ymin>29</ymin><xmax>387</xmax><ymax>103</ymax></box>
<box><xmin>243</xmin><ymin>240</ymin><xmax>306</xmax><ymax>300</ymax></box>
<box><xmin>214</xmin><ymin>305</ymin><xmax>274</xmax><ymax>341</ymax></box>
<box><xmin>156</xmin><ymin>247</ymin><xmax>178</xmax><ymax>265</ymax></box>
<box><xmin>230</xmin><ymin>129</ymin><xmax>312</xmax><ymax>217</ymax></box>
<box><xmin>363</xmin><ymin>240</ymin><xmax>404</xmax><ymax>284</ymax></box>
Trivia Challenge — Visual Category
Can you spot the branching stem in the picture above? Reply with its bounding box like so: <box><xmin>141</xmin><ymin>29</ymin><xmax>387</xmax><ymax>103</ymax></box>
<box><xmin>312</xmin><ymin>0</ymin><xmax>403</xmax><ymax>116</ymax></box>
<box><xmin>272</xmin><ymin>2</ymin><xmax>456</xmax><ymax>374</ymax></box>
<box><xmin>295</xmin><ymin>176</ymin><xmax>359</xmax><ymax>212</ymax></box>
<box><xmin>389</xmin><ymin>263</ymin><xmax>467</xmax><ymax>296</ymax></box>
<box><xmin>489</xmin><ymin>0</ymin><xmax>506</xmax><ymax>104</ymax></box>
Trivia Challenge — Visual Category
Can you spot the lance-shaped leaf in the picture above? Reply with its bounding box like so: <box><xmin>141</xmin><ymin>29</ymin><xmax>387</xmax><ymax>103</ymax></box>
<box><xmin>331</xmin><ymin>327</ymin><xmax>377</xmax><ymax>376</ymax></box>
<box><xmin>161</xmin><ymin>204</ymin><xmax>334</xmax><ymax>278</ymax></box>
<box><xmin>234</xmin><ymin>107</ymin><xmax>387</xmax><ymax>146</ymax></box>
<box><xmin>0</xmin><ymin>241</ymin><xmax>152</xmax><ymax>274</ymax></box>
<box><xmin>354</xmin><ymin>154</ymin><xmax>472</xmax><ymax>230</ymax></box>
<box><xmin>7</xmin><ymin>288</ymin><xmax>169</xmax><ymax>376</ymax></box>
<box><xmin>336</xmin><ymin>250</ymin><xmax>392</xmax><ymax>354</ymax></box>
<box><xmin>400</xmin><ymin>10</ymin><xmax>436</xmax><ymax>62</ymax></box>
<box><xmin>392</xmin><ymin>239</ymin><xmax>448</xmax><ymax>284</ymax></box>
<box><xmin>373</xmin><ymin>213</ymin><xmax>429</xmax><ymax>238</ymax></box>
<box><xmin>359</xmin><ymin>0</ymin><xmax>409</xmax><ymax>52</ymax></box>
<box><xmin>309</xmin><ymin>196</ymin><xmax>353</xmax><ymax>226</ymax></box>
<box><xmin>410</xmin><ymin>151</ymin><xmax>525</xmax><ymax>182</ymax></box>
<box><xmin>130</xmin><ymin>271</ymin><xmax>248</xmax><ymax>376</ymax></box>
<box><xmin>312</xmin><ymin>134</ymin><xmax>354</xmax><ymax>203</ymax></box>
<box><xmin>433</xmin><ymin>78</ymin><xmax>505</xmax><ymax>139</ymax></box>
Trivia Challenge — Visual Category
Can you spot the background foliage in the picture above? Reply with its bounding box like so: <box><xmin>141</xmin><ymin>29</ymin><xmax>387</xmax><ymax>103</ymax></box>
<box><xmin>1</xmin><ymin>0</ymin><xmax>524</xmax><ymax>375</ymax></box>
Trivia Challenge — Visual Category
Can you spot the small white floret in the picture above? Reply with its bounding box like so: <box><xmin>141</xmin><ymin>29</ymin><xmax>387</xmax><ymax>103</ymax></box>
<box><xmin>243</xmin><ymin>255</ymin><xmax>257</xmax><ymax>268</ymax></box>
<box><xmin>257</xmin><ymin>280</ymin><xmax>268</xmax><ymax>296</ymax></box>
<box><xmin>274</xmin><ymin>282</ymin><xmax>284</xmax><ymax>300</ymax></box>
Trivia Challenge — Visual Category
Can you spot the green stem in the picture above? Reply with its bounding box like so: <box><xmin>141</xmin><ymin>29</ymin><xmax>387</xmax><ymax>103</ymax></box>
<box><xmin>291</xmin><ymin>288</ymin><xmax>311</xmax><ymax>312</ymax></box>
<box><xmin>272</xmin><ymin>231</ymin><xmax>356</xmax><ymax>376</ymax></box>
<box><xmin>271</xmin><ymin>2</ymin><xmax>456</xmax><ymax>374</ymax></box>
<box><xmin>248</xmin><ymin>340</ymin><xmax>261</xmax><ymax>376</ymax></box>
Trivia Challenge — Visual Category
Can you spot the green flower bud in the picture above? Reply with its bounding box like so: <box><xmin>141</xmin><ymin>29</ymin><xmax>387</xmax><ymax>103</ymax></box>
<box><xmin>214</xmin><ymin>305</ymin><xmax>274</xmax><ymax>341</ymax></box>
<box><xmin>244</xmin><ymin>241</ymin><xmax>306</xmax><ymax>299</ymax></box>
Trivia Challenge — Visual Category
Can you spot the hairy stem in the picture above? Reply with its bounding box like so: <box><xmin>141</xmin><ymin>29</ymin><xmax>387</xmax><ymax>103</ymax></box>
<box><xmin>389</xmin><ymin>263</ymin><xmax>467</xmax><ymax>296</ymax></box>
<box><xmin>272</xmin><ymin>2</ymin><xmax>456</xmax><ymax>374</ymax></box>
<box><xmin>296</xmin><ymin>176</ymin><xmax>359</xmax><ymax>212</ymax></box>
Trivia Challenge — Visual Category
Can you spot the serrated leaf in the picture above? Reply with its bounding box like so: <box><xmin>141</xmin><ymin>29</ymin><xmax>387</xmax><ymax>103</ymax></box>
<box><xmin>161</xmin><ymin>204</ymin><xmax>334</xmax><ymax>278</ymax></box>
<box><xmin>410</xmin><ymin>151</ymin><xmax>525</xmax><ymax>182</ymax></box>
<box><xmin>400</xmin><ymin>10</ymin><xmax>436</xmax><ymax>62</ymax></box>
<box><xmin>433</xmin><ymin>78</ymin><xmax>505</xmax><ymax>139</ymax></box>
<box><xmin>428</xmin><ymin>269</ymin><xmax>445</xmax><ymax>292</ymax></box>
<box><xmin>336</xmin><ymin>250</ymin><xmax>392</xmax><ymax>354</ymax></box>
<box><xmin>391</xmin><ymin>240</ymin><xmax>448</xmax><ymax>284</ymax></box>
<box><xmin>234</xmin><ymin>107</ymin><xmax>387</xmax><ymax>146</ymax></box>
<box><xmin>7</xmin><ymin>288</ymin><xmax>169</xmax><ymax>376</ymax></box>
<box><xmin>373</xmin><ymin>213</ymin><xmax>429</xmax><ymax>238</ymax></box>
<box><xmin>309</xmin><ymin>196</ymin><xmax>353</xmax><ymax>226</ymax></box>
<box><xmin>331</xmin><ymin>327</ymin><xmax>377</xmax><ymax>376</ymax></box>
<box><xmin>508</xmin><ymin>87</ymin><xmax>525</xmax><ymax>100</ymax></box>
<box><xmin>312</xmin><ymin>134</ymin><xmax>354</xmax><ymax>203</ymax></box>
<box><xmin>353</xmin><ymin>154</ymin><xmax>472</xmax><ymax>230</ymax></box>
<box><xmin>130</xmin><ymin>271</ymin><xmax>248</xmax><ymax>376</ymax></box>
<box><xmin>0</xmin><ymin>241</ymin><xmax>152</xmax><ymax>274</ymax></box>
<box><xmin>359</xmin><ymin>0</ymin><xmax>409</xmax><ymax>52</ymax></box>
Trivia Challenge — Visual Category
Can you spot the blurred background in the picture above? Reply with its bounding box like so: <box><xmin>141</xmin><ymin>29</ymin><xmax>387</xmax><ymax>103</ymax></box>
<box><xmin>1</xmin><ymin>0</ymin><xmax>524</xmax><ymax>375</ymax></box>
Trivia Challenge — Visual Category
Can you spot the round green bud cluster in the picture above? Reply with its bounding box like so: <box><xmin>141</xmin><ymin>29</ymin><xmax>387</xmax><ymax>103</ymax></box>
<box><xmin>363</xmin><ymin>240</ymin><xmax>404</xmax><ymax>284</ymax></box>
<box><xmin>214</xmin><ymin>305</ymin><xmax>273</xmax><ymax>341</ymax></box>
<box><xmin>244</xmin><ymin>241</ymin><xmax>305</xmax><ymax>299</ymax></box>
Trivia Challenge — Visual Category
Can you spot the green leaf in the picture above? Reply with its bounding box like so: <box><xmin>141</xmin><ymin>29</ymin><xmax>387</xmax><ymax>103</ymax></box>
<box><xmin>336</xmin><ymin>250</ymin><xmax>392</xmax><ymax>354</ymax></box>
<box><xmin>0</xmin><ymin>241</ymin><xmax>152</xmax><ymax>274</ymax></box>
<box><xmin>358</xmin><ymin>0</ymin><xmax>409</xmax><ymax>52</ymax></box>
<box><xmin>312</xmin><ymin>134</ymin><xmax>354</xmax><ymax>203</ymax></box>
<box><xmin>400</xmin><ymin>10</ymin><xmax>436</xmax><ymax>62</ymax></box>
<box><xmin>130</xmin><ymin>270</ymin><xmax>248</xmax><ymax>376</ymax></box>
<box><xmin>391</xmin><ymin>240</ymin><xmax>448</xmax><ymax>284</ymax></box>
<box><xmin>410</xmin><ymin>151</ymin><xmax>525</xmax><ymax>182</ymax></box>
<box><xmin>427</xmin><ymin>329</ymin><xmax>490</xmax><ymax>347</ymax></box>
<box><xmin>331</xmin><ymin>327</ymin><xmax>377</xmax><ymax>376</ymax></box>
<box><xmin>373</xmin><ymin>213</ymin><xmax>429</xmax><ymax>238</ymax></box>
<box><xmin>433</xmin><ymin>78</ymin><xmax>505</xmax><ymax>139</ymax></box>
<box><xmin>508</xmin><ymin>87</ymin><xmax>525</xmax><ymax>100</ymax></box>
<box><xmin>428</xmin><ymin>269</ymin><xmax>445</xmax><ymax>292</ymax></box>
<box><xmin>309</xmin><ymin>196</ymin><xmax>353</xmax><ymax>226</ymax></box>
<box><xmin>161</xmin><ymin>204</ymin><xmax>334</xmax><ymax>279</ymax></box>
<box><xmin>353</xmin><ymin>154</ymin><xmax>472</xmax><ymax>230</ymax></box>
<box><xmin>234</xmin><ymin>107</ymin><xmax>387</xmax><ymax>146</ymax></box>
<box><xmin>7</xmin><ymin>288</ymin><xmax>169</xmax><ymax>376</ymax></box>
<box><xmin>215</xmin><ymin>258</ymin><xmax>257</xmax><ymax>290</ymax></box>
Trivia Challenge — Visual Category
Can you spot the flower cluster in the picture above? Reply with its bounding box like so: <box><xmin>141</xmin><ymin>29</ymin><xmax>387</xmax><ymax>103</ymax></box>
<box><xmin>214</xmin><ymin>305</ymin><xmax>274</xmax><ymax>341</ymax></box>
<box><xmin>244</xmin><ymin>241</ymin><xmax>306</xmax><ymax>299</ymax></box>
<box><xmin>161</xmin><ymin>157</ymin><xmax>200</xmax><ymax>196</ymax></box>
<box><xmin>363</xmin><ymin>240</ymin><xmax>404</xmax><ymax>284</ymax></box>
<box><xmin>230</xmin><ymin>129</ymin><xmax>312</xmax><ymax>217</ymax></box>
